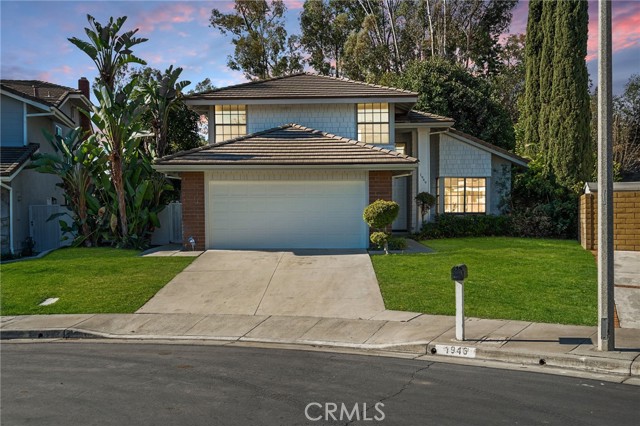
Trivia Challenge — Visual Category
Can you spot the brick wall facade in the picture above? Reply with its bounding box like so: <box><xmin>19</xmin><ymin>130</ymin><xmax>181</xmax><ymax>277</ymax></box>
<box><xmin>180</xmin><ymin>172</ymin><xmax>206</xmax><ymax>250</ymax></box>
<box><xmin>579</xmin><ymin>191</ymin><xmax>640</xmax><ymax>251</ymax></box>
<box><xmin>368</xmin><ymin>170</ymin><xmax>394</xmax><ymax>234</ymax></box>
<box><xmin>369</xmin><ymin>171</ymin><xmax>393</xmax><ymax>203</ymax></box>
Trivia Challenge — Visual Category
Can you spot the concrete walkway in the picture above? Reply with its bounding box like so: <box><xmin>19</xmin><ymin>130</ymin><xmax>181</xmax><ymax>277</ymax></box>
<box><xmin>615</xmin><ymin>251</ymin><xmax>640</xmax><ymax>329</ymax></box>
<box><xmin>137</xmin><ymin>250</ymin><xmax>386</xmax><ymax>320</ymax></box>
<box><xmin>2</xmin><ymin>312</ymin><xmax>639</xmax><ymax>382</ymax></box>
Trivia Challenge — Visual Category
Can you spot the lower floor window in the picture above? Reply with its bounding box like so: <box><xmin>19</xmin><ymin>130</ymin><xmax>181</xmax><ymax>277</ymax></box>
<box><xmin>442</xmin><ymin>177</ymin><xmax>486</xmax><ymax>214</ymax></box>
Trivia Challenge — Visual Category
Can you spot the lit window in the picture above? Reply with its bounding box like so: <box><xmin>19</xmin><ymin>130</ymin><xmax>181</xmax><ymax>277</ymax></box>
<box><xmin>55</xmin><ymin>125</ymin><xmax>63</xmax><ymax>137</ymax></box>
<box><xmin>443</xmin><ymin>177</ymin><xmax>486</xmax><ymax>214</ymax></box>
<box><xmin>215</xmin><ymin>105</ymin><xmax>246</xmax><ymax>142</ymax></box>
<box><xmin>357</xmin><ymin>103</ymin><xmax>389</xmax><ymax>144</ymax></box>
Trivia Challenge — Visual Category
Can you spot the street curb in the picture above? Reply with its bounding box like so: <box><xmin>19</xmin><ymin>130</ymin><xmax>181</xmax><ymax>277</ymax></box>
<box><xmin>2</xmin><ymin>327</ymin><xmax>638</xmax><ymax>379</ymax></box>
<box><xmin>425</xmin><ymin>342</ymin><xmax>635</xmax><ymax>377</ymax></box>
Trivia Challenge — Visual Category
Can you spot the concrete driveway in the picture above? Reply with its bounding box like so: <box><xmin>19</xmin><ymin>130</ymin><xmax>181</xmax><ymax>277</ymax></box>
<box><xmin>615</xmin><ymin>251</ymin><xmax>640</xmax><ymax>329</ymax></box>
<box><xmin>137</xmin><ymin>250</ymin><xmax>386</xmax><ymax>319</ymax></box>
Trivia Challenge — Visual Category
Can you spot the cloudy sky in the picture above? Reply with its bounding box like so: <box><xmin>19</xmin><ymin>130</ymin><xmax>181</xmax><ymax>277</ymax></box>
<box><xmin>1</xmin><ymin>0</ymin><xmax>638</xmax><ymax>94</ymax></box>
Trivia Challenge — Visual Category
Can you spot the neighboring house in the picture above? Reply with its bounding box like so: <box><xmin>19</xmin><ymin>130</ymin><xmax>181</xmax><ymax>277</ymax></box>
<box><xmin>0</xmin><ymin>78</ymin><xmax>91</xmax><ymax>255</ymax></box>
<box><xmin>154</xmin><ymin>73</ymin><xmax>527</xmax><ymax>250</ymax></box>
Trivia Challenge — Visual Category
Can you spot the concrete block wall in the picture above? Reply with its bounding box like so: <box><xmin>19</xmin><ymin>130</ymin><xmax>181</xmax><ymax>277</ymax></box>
<box><xmin>439</xmin><ymin>133</ymin><xmax>491</xmax><ymax>177</ymax></box>
<box><xmin>180</xmin><ymin>172</ymin><xmax>206</xmax><ymax>250</ymax></box>
<box><xmin>579</xmin><ymin>191</ymin><xmax>640</xmax><ymax>251</ymax></box>
<box><xmin>247</xmin><ymin>104</ymin><xmax>356</xmax><ymax>139</ymax></box>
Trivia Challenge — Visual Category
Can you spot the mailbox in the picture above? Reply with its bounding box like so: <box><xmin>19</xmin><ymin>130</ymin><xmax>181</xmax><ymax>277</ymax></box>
<box><xmin>451</xmin><ymin>264</ymin><xmax>468</xmax><ymax>281</ymax></box>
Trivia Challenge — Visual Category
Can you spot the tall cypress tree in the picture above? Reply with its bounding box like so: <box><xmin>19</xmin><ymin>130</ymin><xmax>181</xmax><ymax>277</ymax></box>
<box><xmin>537</xmin><ymin>0</ymin><xmax>556</xmax><ymax>168</ymax></box>
<box><xmin>548</xmin><ymin>0</ymin><xmax>592</xmax><ymax>188</ymax></box>
<box><xmin>520</xmin><ymin>0</ymin><xmax>544</xmax><ymax>157</ymax></box>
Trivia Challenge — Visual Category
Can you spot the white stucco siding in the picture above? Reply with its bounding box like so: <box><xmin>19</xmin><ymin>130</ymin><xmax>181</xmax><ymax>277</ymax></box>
<box><xmin>247</xmin><ymin>104</ymin><xmax>357</xmax><ymax>139</ymax></box>
<box><xmin>1</xmin><ymin>95</ymin><xmax>24</xmax><ymax>146</ymax></box>
<box><xmin>490</xmin><ymin>156</ymin><xmax>512</xmax><ymax>215</ymax></box>
<box><xmin>439</xmin><ymin>133</ymin><xmax>492</xmax><ymax>177</ymax></box>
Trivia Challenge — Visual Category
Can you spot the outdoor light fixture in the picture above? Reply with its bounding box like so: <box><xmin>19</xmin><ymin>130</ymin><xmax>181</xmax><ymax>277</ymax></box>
<box><xmin>188</xmin><ymin>236</ymin><xmax>196</xmax><ymax>251</ymax></box>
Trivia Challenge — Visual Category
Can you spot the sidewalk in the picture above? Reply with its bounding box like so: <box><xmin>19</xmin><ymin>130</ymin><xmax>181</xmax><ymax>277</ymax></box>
<box><xmin>2</xmin><ymin>312</ymin><xmax>639</xmax><ymax>381</ymax></box>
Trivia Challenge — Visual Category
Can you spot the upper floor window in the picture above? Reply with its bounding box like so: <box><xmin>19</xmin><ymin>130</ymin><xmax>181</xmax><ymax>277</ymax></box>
<box><xmin>443</xmin><ymin>177</ymin><xmax>486</xmax><ymax>214</ymax></box>
<box><xmin>215</xmin><ymin>105</ymin><xmax>246</xmax><ymax>142</ymax></box>
<box><xmin>54</xmin><ymin>125</ymin><xmax>63</xmax><ymax>137</ymax></box>
<box><xmin>357</xmin><ymin>103</ymin><xmax>389</xmax><ymax>144</ymax></box>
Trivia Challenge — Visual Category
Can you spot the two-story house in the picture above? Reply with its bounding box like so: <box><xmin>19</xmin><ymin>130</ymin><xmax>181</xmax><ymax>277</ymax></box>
<box><xmin>0</xmin><ymin>78</ymin><xmax>91</xmax><ymax>255</ymax></box>
<box><xmin>154</xmin><ymin>73</ymin><xmax>527</xmax><ymax>250</ymax></box>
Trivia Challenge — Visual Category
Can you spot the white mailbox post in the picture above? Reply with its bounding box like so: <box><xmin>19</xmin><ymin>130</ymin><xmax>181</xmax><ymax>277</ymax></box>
<box><xmin>451</xmin><ymin>264</ymin><xmax>468</xmax><ymax>341</ymax></box>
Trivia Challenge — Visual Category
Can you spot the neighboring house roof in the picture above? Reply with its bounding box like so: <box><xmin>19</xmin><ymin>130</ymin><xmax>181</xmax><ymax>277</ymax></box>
<box><xmin>155</xmin><ymin>124</ymin><xmax>418</xmax><ymax>169</ymax></box>
<box><xmin>0</xmin><ymin>80</ymin><xmax>81</xmax><ymax>107</ymax></box>
<box><xmin>0</xmin><ymin>144</ymin><xmax>39</xmax><ymax>179</ymax></box>
<box><xmin>395</xmin><ymin>110</ymin><xmax>454</xmax><ymax>126</ymax></box>
<box><xmin>447</xmin><ymin>128</ymin><xmax>529</xmax><ymax>167</ymax></box>
<box><xmin>1</xmin><ymin>79</ymin><xmax>91</xmax><ymax>128</ymax></box>
<box><xmin>186</xmin><ymin>73</ymin><xmax>418</xmax><ymax>101</ymax></box>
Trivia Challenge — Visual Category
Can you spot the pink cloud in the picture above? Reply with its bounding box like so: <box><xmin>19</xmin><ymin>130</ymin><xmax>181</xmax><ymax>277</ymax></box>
<box><xmin>37</xmin><ymin>71</ymin><xmax>52</xmax><ymax>81</ymax></box>
<box><xmin>586</xmin><ymin>1</ymin><xmax>640</xmax><ymax>61</ymax></box>
<box><xmin>283</xmin><ymin>0</ymin><xmax>304</xmax><ymax>10</ymax></box>
<box><xmin>512</xmin><ymin>1</ymin><xmax>640</xmax><ymax>63</ymax></box>
<box><xmin>133</xmin><ymin>3</ymin><xmax>196</xmax><ymax>33</ymax></box>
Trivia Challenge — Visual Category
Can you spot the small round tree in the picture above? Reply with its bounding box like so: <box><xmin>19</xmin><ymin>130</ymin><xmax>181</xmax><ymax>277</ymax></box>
<box><xmin>363</xmin><ymin>199</ymin><xmax>399</xmax><ymax>254</ymax></box>
<box><xmin>415</xmin><ymin>192</ymin><xmax>436</xmax><ymax>222</ymax></box>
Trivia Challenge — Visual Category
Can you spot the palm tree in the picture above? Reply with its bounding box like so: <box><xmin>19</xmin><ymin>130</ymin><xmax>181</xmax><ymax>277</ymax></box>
<box><xmin>69</xmin><ymin>15</ymin><xmax>147</xmax><ymax>91</ymax></box>
<box><xmin>137</xmin><ymin>66</ymin><xmax>191</xmax><ymax>157</ymax></box>
<box><xmin>69</xmin><ymin>15</ymin><xmax>148</xmax><ymax>240</ymax></box>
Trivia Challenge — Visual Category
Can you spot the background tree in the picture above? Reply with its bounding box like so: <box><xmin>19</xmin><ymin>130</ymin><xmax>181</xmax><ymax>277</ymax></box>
<box><xmin>191</xmin><ymin>78</ymin><xmax>216</xmax><ymax>94</ymax></box>
<box><xmin>490</xmin><ymin>33</ymin><xmax>525</xmax><ymax>125</ymax></box>
<box><xmin>392</xmin><ymin>58</ymin><xmax>515</xmax><ymax>150</ymax></box>
<box><xmin>519</xmin><ymin>0</ymin><xmax>543</xmax><ymax>157</ymax></box>
<box><xmin>210</xmin><ymin>0</ymin><xmax>303</xmax><ymax>80</ymax></box>
<box><xmin>547</xmin><ymin>0</ymin><xmax>592</xmax><ymax>189</ymax></box>
<box><xmin>590</xmin><ymin>75</ymin><xmax>640</xmax><ymax>180</ymax></box>
<box><xmin>299</xmin><ymin>0</ymin><xmax>356</xmax><ymax>76</ymax></box>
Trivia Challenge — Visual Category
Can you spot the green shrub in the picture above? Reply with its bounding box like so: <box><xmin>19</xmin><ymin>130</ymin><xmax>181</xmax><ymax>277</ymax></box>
<box><xmin>388</xmin><ymin>236</ymin><xmax>408</xmax><ymax>250</ymax></box>
<box><xmin>419</xmin><ymin>215</ymin><xmax>513</xmax><ymax>239</ymax></box>
<box><xmin>363</xmin><ymin>200</ymin><xmax>400</xmax><ymax>230</ymax></box>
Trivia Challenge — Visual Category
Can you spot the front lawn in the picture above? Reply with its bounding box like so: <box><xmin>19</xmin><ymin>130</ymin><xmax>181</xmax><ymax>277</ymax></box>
<box><xmin>0</xmin><ymin>248</ymin><xmax>194</xmax><ymax>315</ymax></box>
<box><xmin>371</xmin><ymin>237</ymin><xmax>597</xmax><ymax>325</ymax></box>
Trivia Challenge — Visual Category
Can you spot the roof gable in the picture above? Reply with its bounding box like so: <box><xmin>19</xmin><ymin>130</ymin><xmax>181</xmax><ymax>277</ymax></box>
<box><xmin>186</xmin><ymin>73</ymin><xmax>418</xmax><ymax>102</ymax></box>
<box><xmin>0</xmin><ymin>80</ymin><xmax>81</xmax><ymax>107</ymax></box>
<box><xmin>447</xmin><ymin>128</ymin><xmax>529</xmax><ymax>167</ymax></box>
<box><xmin>155</xmin><ymin>124</ymin><xmax>418</xmax><ymax>169</ymax></box>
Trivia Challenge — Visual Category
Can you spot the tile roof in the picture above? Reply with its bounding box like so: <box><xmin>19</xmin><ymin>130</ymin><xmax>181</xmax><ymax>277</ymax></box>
<box><xmin>155</xmin><ymin>124</ymin><xmax>418</xmax><ymax>167</ymax></box>
<box><xmin>0</xmin><ymin>144</ymin><xmax>39</xmax><ymax>177</ymax></box>
<box><xmin>0</xmin><ymin>80</ymin><xmax>81</xmax><ymax>107</ymax></box>
<box><xmin>395</xmin><ymin>110</ymin><xmax>454</xmax><ymax>125</ymax></box>
<box><xmin>186</xmin><ymin>72</ymin><xmax>418</xmax><ymax>101</ymax></box>
<box><xmin>448</xmin><ymin>128</ymin><xmax>529</xmax><ymax>166</ymax></box>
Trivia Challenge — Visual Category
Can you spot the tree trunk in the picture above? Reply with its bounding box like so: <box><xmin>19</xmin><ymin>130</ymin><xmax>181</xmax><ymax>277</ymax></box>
<box><xmin>111</xmin><ymin>152</ymin><xmax>128</xmax><ymax>240</ymax></box>
<box><xmin>426</xmin><ymin>0</ymin><xmax>435</xmax><ymax>57</ymax></box>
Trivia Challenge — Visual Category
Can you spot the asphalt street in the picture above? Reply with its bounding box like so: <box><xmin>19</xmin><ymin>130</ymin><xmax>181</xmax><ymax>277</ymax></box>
<box><xmin>1</xmin><ymin>342</ymin><xmax>638</xmax><ymax>426</ymax></box>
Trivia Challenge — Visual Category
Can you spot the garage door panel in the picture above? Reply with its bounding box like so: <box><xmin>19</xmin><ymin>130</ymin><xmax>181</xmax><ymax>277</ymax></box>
<box><xmin>208</xmin><ymin>174</ymin><xmax>367</xmax><ymax>249</ymax></box>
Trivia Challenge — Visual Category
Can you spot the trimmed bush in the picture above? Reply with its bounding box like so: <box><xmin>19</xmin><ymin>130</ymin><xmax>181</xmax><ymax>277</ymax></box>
<box><xmin>370</xmin><ymin>232</ymin><xmax>389</xmax><ymax>250</ymax></box>
<box><xmin>363</xmin><ymin>200</ymin><xmax>400</xmax><ymax>230</ymax></box>
<box><xmin>418</xmin><ymin>214</ymin><xmax>513</xmax><ymax>239</ymax></box>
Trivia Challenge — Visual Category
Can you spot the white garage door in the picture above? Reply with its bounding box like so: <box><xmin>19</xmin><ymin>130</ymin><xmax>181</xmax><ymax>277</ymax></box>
<box><xmin>207</xmin><ymin>171</ymin><xmax>368</xmax><ymax>249</ymax></box>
